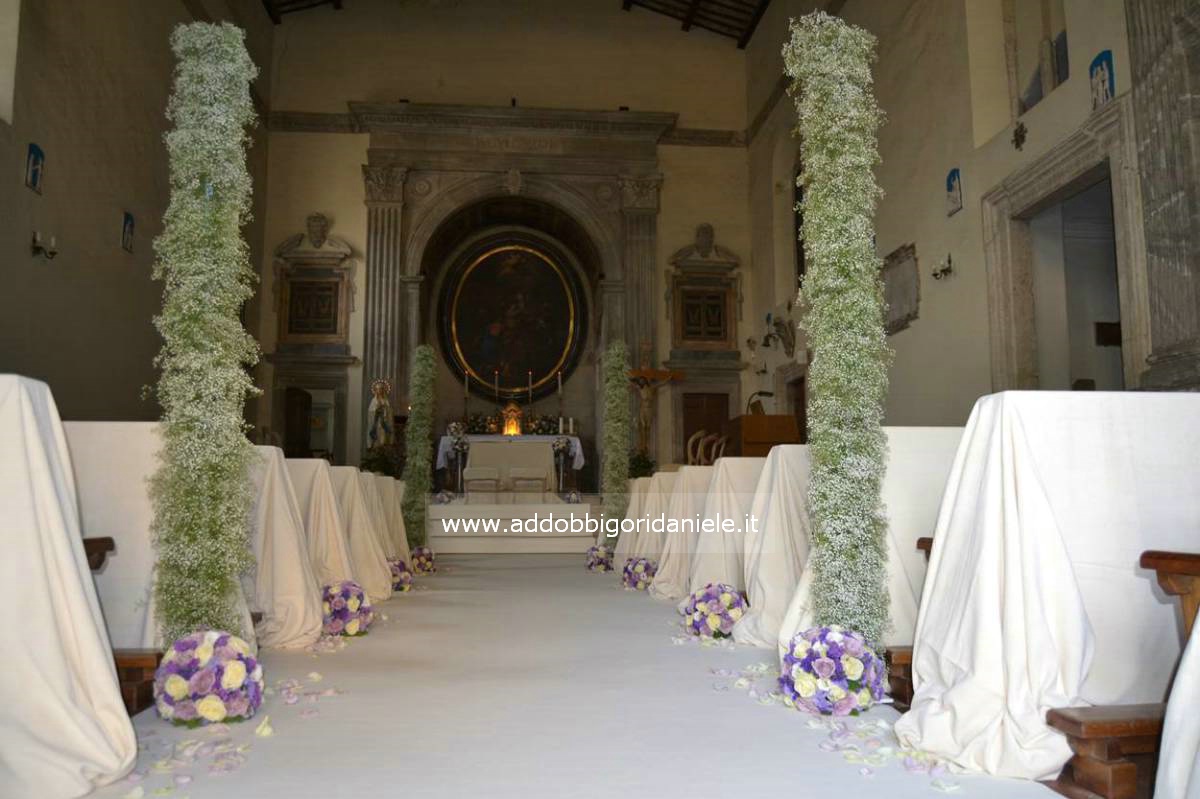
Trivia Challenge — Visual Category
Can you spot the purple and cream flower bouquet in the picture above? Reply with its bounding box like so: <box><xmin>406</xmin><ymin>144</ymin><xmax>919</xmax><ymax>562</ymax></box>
<box><xmin>322</xmin><ymin>580</ymin><xmax>373</xmax><ymax>636</ymax></box>
<box><xmin>154</xmin><ymin>630</ymin><xmax>263</xmax><ymax>726</ymax></box>
<box><xmin>621</xmin><ymin>557</ymin><xmax>656</xmax><ymax>590</ymax></box>
<box><xmin>411</xmin><ymin>546</ymin><xmax>436</xmax><ymax>574</ymax></box>
<box><xmin>779</xmin><ymin>625</ymin><xmax>886</xmax><ymax>716</ymax></box>
<box><xmin>389</xmin><ymin>559</ymin><xmax>413</xmax><ymax>592</ymax></box>
<box><xmin>586</xmin><ymin>544</ymin><xmax>613</xmax><ymax>572</ymax></box>
<box><xmin>682</xmin><ymin>583</ymin><xmax>747</xmax><ymax>638</ymax></box>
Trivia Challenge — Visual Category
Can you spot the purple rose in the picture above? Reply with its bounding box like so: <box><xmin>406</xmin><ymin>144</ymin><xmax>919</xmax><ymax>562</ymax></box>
<box><xmin>225</xmin><ymin>693</ymin><xmax>250</xmax><ymax>718</ymax></box>
<box><xmin>833</xmin><ymin>696</ymin><xmax>858</xmax><ymax>716</ymax></box>
<box><xmin>188</xmin><ymin>668</ymin><xmax>216</xmax><ymax>696</ymax></box>
<box><xmin>174</xmin><ymin>700</ymin><xmax>197</xmax><ymax>721</ymax></box>
<box><xmin>813</xmin><ymin>657</ymin><xmax>836</xmax><ymax>679</ymax></box>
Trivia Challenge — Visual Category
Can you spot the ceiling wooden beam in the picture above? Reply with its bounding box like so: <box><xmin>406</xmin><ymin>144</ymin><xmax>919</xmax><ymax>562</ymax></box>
<box><xmin>738</xmin><ymin>0</ymin><xmax>771</xmax><ymax>48</ymax></box>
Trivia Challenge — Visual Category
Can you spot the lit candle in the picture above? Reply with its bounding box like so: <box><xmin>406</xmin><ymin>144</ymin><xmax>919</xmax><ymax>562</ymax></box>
<box><xmin>558</xmin><ymin>416</ymin><xmax>564</xmax><ymax>434</ymax></box>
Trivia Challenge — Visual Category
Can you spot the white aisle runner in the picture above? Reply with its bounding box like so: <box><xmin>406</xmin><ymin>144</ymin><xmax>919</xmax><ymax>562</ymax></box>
<box><xmin>88</xmin><ymin>555</ymin><xmax>1050</xmax><ymax>799</ymax></box>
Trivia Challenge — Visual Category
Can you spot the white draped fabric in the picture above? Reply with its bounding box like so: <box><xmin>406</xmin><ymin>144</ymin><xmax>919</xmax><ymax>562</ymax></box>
<box><xmin>613</xmin><ymin>477</ymin><xmax>650</xmax><ymax>565</ymax></box>
<box><xmin>631</xmin><ymin>471</ymin><xmax>678</xmax><ymax>562</ymax></box>
<box><xmin>377</xmin><ymin>476</ymin><xmax>411</xmax><ymax>565</ymax></box>
<box><xmin>1</xmin><ymin>376</ymin><xmax>135</xmax><ymax>798</ymax></box>
<box><xmin>242</xmin><ymin>447</ymin><xmax>324</xmax><ymax>650</ymax></box>
<box><xmin>63</xmin><ymin>422</ymin><xmax>257</xmax><ymax>651</ymax></box>
<box><xmin>329</xmin><ymin>467</ymin><xmax>392</xmax><ymax>602</ymax></box>
<box><xmin>689</xmin><ymin>457</ymin><xmax>766</xmax><ymax>595</ymax></box>
<box><xmin>649</xmin><ymin>465</ymin><xmax>714</xmax><ymax>601</ymax></box>
<box><xmin>732</xmin><ymin>446</ymin><xmax>811</xmax><ymax>648</ymax></box>
<box><xmin>359</xmin><ymin>473</ymin><xmax>397</xmax><ymax>561</ymax></box>
<box><xmin>894</xmin><ymin>392</ymin><xmax>1200</xmax><ymax>780</ymax></box>
<box><xmin>1158</xmin><ymin>614</ymin><xmax>1200</xmax><ymax>799</ymax></box>
<box><xmin>777</xmin><ymin>427</ymin><xmax>964</xmax><ymax>654</ymax></box>
<box><xmin>285</xmin><ymin>458</ymin><xmax>358</xmax><ymax>589</ymax></box>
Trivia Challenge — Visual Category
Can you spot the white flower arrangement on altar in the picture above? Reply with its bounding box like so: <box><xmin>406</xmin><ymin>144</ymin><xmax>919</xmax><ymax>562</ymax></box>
<box><xmin>784</xmin><ymin>13</ymin><xmax>892</xmax><ymax>640</ymax></box>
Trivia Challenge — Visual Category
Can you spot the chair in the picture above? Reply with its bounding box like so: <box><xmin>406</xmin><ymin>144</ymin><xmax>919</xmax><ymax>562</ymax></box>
<box><xmin>698</xmin><ymin>434</ymin><xmax>720</xmax><ymax>465</ymax></box>
<box><xmin>686</xmin><ymin>430</ymin><xmax>707</xmax><ymax>465</ymax></box>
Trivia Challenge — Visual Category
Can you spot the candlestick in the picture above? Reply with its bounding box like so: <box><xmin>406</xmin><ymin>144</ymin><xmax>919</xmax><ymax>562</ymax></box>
<box><xmin>557</xmin><ymin>371</ymin><xmax>562</xmax><ymax>397</ymax></box>
<box><xmin>569</xmin><ymin>417</ymin><xmax>574</xmax><ymax>435</ymax></box>
<box><xmin>493</xmin><ymin>370</ymin><xmax>499</xmax><ymax>403</ymax></box>
<box><xmin>558</xmin><ymin>416</ymin><xmax>564</xmax><ymax>434</ymax></box>
<box><xmin>528</xmin><ymin>370</ymin><xmax>533</xmax><ymax>405</ymax></box>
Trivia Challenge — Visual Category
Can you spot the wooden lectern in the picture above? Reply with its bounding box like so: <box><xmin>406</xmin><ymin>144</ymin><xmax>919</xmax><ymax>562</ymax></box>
<box><xmin>724</xmin><ymin>414</ymin><xmax>802</xmax><ymax>456</ymax></box>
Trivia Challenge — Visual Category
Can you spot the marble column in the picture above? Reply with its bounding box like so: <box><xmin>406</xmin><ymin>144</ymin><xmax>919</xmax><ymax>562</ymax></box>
<box><xmin>1124</xmin><ymin>0</ymin><xmax>1200</xmax><ymax>389</ymax></box>
<box><xmin>619</xmin><ymin>175</ymin><xmax>662</xmax><ymax>364</ymax></box>
<box><xmin>361</xmin><ymin>165</ymin><xmax>408</xmax><ymax>409</ymax></box>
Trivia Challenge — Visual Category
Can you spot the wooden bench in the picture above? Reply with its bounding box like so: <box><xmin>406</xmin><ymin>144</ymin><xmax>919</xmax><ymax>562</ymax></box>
<box><xmin>83</xmin><ymin>537</ymin><xmax>115</xmax><ymax>571</ymax></box>
<box><xmin>883</xmin><ymin>537</ymin><xmax>932</xmax><ymax>711</ymax></box>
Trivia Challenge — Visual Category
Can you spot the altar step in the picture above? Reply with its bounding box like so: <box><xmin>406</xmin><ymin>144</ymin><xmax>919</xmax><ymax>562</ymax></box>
<box><xmin>427</xmin><ymin>497</ymin><xmax>603</xmax><ymax>553</ymax></box>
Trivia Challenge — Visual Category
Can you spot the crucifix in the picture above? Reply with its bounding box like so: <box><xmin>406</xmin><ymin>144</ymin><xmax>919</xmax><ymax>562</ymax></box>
<box><xmin>628</xmin><ymin>341</ymin><xmax>683</xmax><ymax>456</ymax></box>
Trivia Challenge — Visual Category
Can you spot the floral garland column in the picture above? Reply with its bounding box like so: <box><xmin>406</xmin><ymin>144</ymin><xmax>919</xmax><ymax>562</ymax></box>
<box><xmin>784</xmin><ymin>13</ymin><xmax>893</xmax><ymax>641</ymax></box>
<box><xmin>149</xmin><ymin>22</ymin><xmax>260</xmax><ymax>644</ymax></box>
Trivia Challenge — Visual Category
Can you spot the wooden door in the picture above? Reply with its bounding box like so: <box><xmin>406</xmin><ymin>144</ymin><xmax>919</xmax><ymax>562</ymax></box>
<box><xmin>283</xmin><ymin>387</ymin><xmax>313</xmax><ymax>458</ymax></box>
<box><xmin>787</xmin><ymin>376</ymin><xmax>808</xmax><ymax>444</ymax></box>
<box><xmin>681</xmin><ymin>392</ymin><xmax>729</xmax><ymax>461</ymax></box>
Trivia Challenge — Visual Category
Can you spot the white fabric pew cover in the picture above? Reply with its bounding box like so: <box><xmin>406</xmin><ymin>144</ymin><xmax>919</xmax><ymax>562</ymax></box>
<box><xmin>64</xmin><ymin>422</ymin><xmax>256</xmax><ymax>651</ymax></box>
<box><xmin>359</xmin><ymin>472</ymin><xmax>397</xmax><ymax>561</ymax></box>
<box><xmin>689</xmin><ymin>457</ymin><xmax>766</xmax><ymax>594</ymax></box>
<box><xmin>650</xmin><ymin>465</ymin><xmax>714</xmax><ymax>601</ymax></box>
<box><xmin>375</xmin><ymin>474</ymin><xmax>411</xmax><ymax>565</ymax></box>
<box><xmin>777</xmin><ymin>427</ymin><xmax>964</xmax><ymax>655</ymax></box>
<box><xmin>631</xmin><ymin>471</ymin><xmax>679</xmax><ymax>562</ymax></box>
<box><xmin>612</xmin><ymin>477</ymin><xmax>650</xmax><ymax>565</ymax></box>
<box><xmin>1157</xmin><ymin>614</ymin><xmax>1200</xmax><ymax>799</ymax></box>
<box><xmin>1</xmin><ymin>376</ymin><xmax>135</xmax><ymax>798</ymax></box>
<box><xmin>285</xmin><ymin>458</ymin><xmax>358</xmax><ymax>589</ymax></box>
<box><xmin>733</xmin><ymin>445</ymin><xmax>811</xmax><ymax>648</ymax></box>
<box><xmin>243</xmin><ymin>447</ymin><xmax>323</xmax><ymax>649</ymax></box>
<box><xmin>329</xmin><ymin>466</ymin><xmax>392</xmax><ymax>602</ymax></box>
<box><xmin>894</xmin><ymin>392</ymin><xmax>1200</xmax><ymax>780</ymax></box>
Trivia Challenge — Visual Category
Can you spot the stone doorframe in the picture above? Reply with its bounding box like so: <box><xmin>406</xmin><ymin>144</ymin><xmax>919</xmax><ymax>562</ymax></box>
<box><xmin>981</xmin><ymin>94</ymin><xmax>1151</xmax><ymax>390</ymax></box>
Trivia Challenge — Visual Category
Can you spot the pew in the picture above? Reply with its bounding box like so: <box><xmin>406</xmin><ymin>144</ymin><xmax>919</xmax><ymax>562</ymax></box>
<box><xmin>85</xmin><ymin>537</ymin><xmax>262</xmax><ymax>715</ymax></box>
<box><xmin>1045</xmin><ymin>550</ymin><xmax>1199</xmax><ymax>799</ymax></box>
<box><xmin>886</xmin><ymin>538</ymin><xmax>1196</xmax><ymax>799</ymax></box>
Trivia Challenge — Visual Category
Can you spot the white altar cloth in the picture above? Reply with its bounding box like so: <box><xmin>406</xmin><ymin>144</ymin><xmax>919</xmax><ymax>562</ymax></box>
<box><xmin>649</xmin><ymin>465</ymin><xmax>714</xmax><ymax>601</ymax></box>
<box><xmin>1</xmin><ymin>376</ymin><xmax>135</xmax><ymax>798</ymax></box>
<box><xmin>329</xmin><ymin>466</ymin><xmax>392</xmax><ymax>602</ymax></box>
<box><xmin>613</xmin><ymin>477</ymin><xmax>650</xmax><ymax>563</ymax></box>
<box><xmin>243</xmin><ymin>447</ymin><xmax>323</xmax><ymax>650</ymax></box>
<box><xmin>1158</xmin><ymin>614</ymin><xmax>1200</xmax><ymax>799</ymax></box>
<box><xmin>63</xmin><ymin>422</ymin><xmax>256</xmax><ymax>651</ymax></box>
<box><xmin>894</xmin><ymin>392</ymin><xmax>1200</xmax><ymax>781</ymax></box>
<box><xmin>376</xmin><ymin>476</ymin><xmax>411</xmax><ymax>565</ymax></box>
<box><xmin>359</xmin><ymin>473</ymin><xmax>396</xmax><ymax>561</ymax></box>
<box><xmin>689</xmin><ymin>457</ymin><xmax>766</xmax><ymax>594</ymax></box>
<box><xmin>436</xmin><ymin>434</ymin><xmax>584</xmax><ymax>471</ymax></box>
<box><xmin>285</xmin><ymin>459</ymin><xmax>358</xmax><ymax>589</ymax></box>
<box><xmin>777</xmin><ymin>427</ymin><xmax>964</xmax><ymax>655</ymax></box>
<box><xmin>733</xmin><ymin>445</ymin><xmax>811</xmax><ymax>648</ymax></box>
<box><xmin>630</xmin><ymin>471</ymin><xmax>678</xmax><ymax>562</ymax></box>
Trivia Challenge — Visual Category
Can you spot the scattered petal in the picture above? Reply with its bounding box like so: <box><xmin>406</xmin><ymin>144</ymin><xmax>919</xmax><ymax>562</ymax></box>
<box><xmin>931</xmin><ymin>779</ymin><xmax>961</xmax><ymax>793</ymax></box>
<box><xmin>859</xmin><ymin>767</ymin><xmax>875</xmax><ymax>778</ymax></box>
<box><xmin>255</xmin><ymin>716</ymin><xmax>275</xmax><ymax>738</ymax></box>
<box><xmin>123</xmin><ymin>787</ymin><xmax>145</xmax><ymax>799</ymax></box>
<box><xmin>307</xmin><ymin>672</ymin><xmax>323</xmax><ymax>683</ymax></box>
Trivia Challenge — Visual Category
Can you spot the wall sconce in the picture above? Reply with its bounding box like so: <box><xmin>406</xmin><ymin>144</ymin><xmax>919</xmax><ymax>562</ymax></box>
<box><xmin>31</xmin><ymin>231</ymin><xmax>58</xmax><ymax>260</ymax></box>
<box><xmin>932</xmin><ymin>253</ymin><xmax>953</xmax><ymax>280</ymax></box>
<box><xmin>746</xmin><ymin>390</ymin><xmax>775</xmax><ymax>414</ymax></box>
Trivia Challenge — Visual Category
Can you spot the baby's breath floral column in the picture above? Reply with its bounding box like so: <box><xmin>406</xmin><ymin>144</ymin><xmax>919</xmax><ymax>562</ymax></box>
<box><xmin>784</xmin><ymin>13</ymin><xmax>893</xmax><ymax>641</ymax></box>
<box><xmin>601</xmin><ymin>340</ymin><xmax>631</xmax><ymax>529</ymax></box>
<box><xmin>149</xmin><ymin>22</ymin><xmax>260</xmax><ymax>644</ymax></box>
<box><xmin>401</xmin><ymin>345</ymin><xmax>436</xmax><ymax>546</ymax></box>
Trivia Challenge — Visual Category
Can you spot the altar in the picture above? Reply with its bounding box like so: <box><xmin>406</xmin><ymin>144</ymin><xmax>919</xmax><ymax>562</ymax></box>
<box><xmin>436</xmin><ymin>434</ymin><xmax>585</xmax><ymax>492</ymax></box>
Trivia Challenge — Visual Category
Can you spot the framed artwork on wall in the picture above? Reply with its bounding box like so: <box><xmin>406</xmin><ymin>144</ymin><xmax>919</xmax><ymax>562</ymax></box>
<box><xmin>25</xmin><ymin>143</ymin><xmax>44</xmax><ymax>193</ymax></box>
<box><xmin>121</xmin><ymin>212</ymin><xmax>134</xmax><ymax>253</ymax></box>
<box><xmin>1090</xmin><ymin>50</ymin><xmax>1115</xmax><ymax>110</ymax></box>
<box><xmin>946</xmin><ymin>168</ymin><xmax>962</xmax><ymax>216</ymax></box>
<box><xmin>882</xmin><ymin>243</ymin><xmax>920</xmax><ymax>335</ymax></box>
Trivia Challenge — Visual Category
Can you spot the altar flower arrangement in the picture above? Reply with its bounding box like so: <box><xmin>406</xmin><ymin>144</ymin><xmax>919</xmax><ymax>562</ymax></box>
<box><xmin>552</xmin><ymin>436</ymin><xmax>572</xmax><ymax>457</ymax></box>
<box><xmin>322</xmin><ymin>581</ymin><xmax>373</xmax><ymax>636</ymax></box>
<box><xmin>154</xmin><ymin>630</ymin><xmax>263</xmax><ymax>726</ymax></box>
<box><xmin>779</xmin><ymin>625</ymin><xmax>886</xmax><ymax>716</ymax></box>
<box><xmin>411</xmin><ymin>546</ymin><xmax>436</xmax><ymax>574</ymax></box>
<box><xmin>447</xmin><ymin>422</ymin><xmax>470</xmax><ymax>458</ymax></box>
<box><xmin>586</xmin><ymin>545</ymin><xmax>613</xmax><ymax>572</ymax></box>
<box><xmin>389</xmin><ymin>559</ymin><xmax>413</xmax><ymax>592</ymax></box>
<box><xmin>622</xmin><ymin>557</ymin><xmax>656</xmax><ymax>590</ymax></box>
<box><xmin>682</xmin><ymin>583</ymin><xmax>747</xmax><ymax>639</ymax></box>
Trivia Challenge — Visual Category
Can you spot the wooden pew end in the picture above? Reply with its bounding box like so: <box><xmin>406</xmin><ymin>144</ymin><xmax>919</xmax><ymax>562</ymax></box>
<box><xmin>113</xmin><ymin>648</ymin><xmax>164</xmax><ymax>716</ymax></box>
<box><xmin>1045</xmin><ymin>704</ymin><xmax>1165</xmax><ymax>799</ymax></box>
<box><xmin>885</xmin><ymin>645</ymin><xmax>914</xmax><ymax>712</ymax></box>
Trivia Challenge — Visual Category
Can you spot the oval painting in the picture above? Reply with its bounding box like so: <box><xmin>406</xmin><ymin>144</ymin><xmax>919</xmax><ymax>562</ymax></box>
<box><xmin>441</xmin><ymin>238</ymin><xmax>586</xmax><ymax>400</ymax></box>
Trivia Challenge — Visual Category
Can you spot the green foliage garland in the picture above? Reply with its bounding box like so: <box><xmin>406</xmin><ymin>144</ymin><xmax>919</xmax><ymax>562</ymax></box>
<box><xmin>601</xmin><ymin>340</ymin><xmax>632</xmax><ymax>526</ymax></box>
<box><xmin>401</xmin><ymin>345</ymin><xmax>436</xmax><ymax>546</ymax></box>
<box><xmin>784</xmin><ymin>13</ymin><xmax>893</xmax><ymax>641</ymax></box>
<box><xmin>149</xmin><ymin>22</ymin><xmax>260</xmax><ymax>645</ymax></box>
